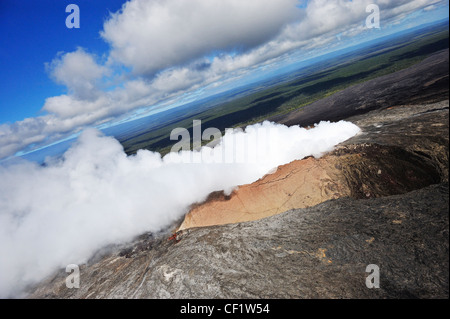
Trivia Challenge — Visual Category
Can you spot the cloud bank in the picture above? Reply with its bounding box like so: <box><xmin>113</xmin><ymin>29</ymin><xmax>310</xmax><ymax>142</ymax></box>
<box><xmin>101</xmin><ymin>0</ymin><xmax>300</xmax><ymax>74</ymax></box>
<box><xmin>0</xmin><ymin>120</ymin><xmax>360</xmax><ymax>297</ymax></box>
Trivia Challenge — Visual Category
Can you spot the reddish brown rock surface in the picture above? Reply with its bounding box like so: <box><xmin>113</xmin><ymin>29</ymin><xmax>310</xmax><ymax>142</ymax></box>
<box><xmin>178</xmin><ymin>157</ymin><xmax>349</xmax><ymax>230</ymax></box>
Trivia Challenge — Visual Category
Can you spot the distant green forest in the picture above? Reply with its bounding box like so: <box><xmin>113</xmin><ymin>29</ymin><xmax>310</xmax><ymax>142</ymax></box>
<box><xmin>122</xmin><ymin>24</ymin><xmax>449</xmax><ymax>156</ymax></box>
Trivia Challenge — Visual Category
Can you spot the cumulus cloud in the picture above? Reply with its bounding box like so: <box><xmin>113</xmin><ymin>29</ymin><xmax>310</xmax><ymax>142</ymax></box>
<box><xmin>101</xmin><ymin>0</ymin><xmax>300</xmax><ymax>75</ymax></box>
<box><xmin>281</xmin><ymin>0</ymin><xmax>372</xmax><ymax>41</ymax></box>
<box><xmin>46</xmin><ymin>48</ymin><xmax>109</xmax><ymax>102</ymax></box>
<box><xmin>0</xmin><ymin>117</ymin><xmax>49</xmax><ymax>159</ymax></box>
<box><xmin>101</xmin><ymin>0</ymin><xmax>446</xmax><ymax>77</ymax></box>
<box><xmin>43</xmin><ymin>94</ymin><xmax>111</xmax><ymax>120</ymax></box>
<box><xmin>0</xmin><ymin>120</ymin><xmax>360</xmax><ymax>297</ymax></box>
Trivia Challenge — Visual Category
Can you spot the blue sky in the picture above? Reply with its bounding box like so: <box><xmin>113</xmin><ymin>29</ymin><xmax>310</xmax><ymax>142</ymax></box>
<box><xmin>0</xmin><ymin>0</ymin><xmax>448</xmax><ymax>160</ymax></box>
<box><xmin>0</xmin><ymin>0</ymin><xmax>126</xmax><ymax>123</ymax></box>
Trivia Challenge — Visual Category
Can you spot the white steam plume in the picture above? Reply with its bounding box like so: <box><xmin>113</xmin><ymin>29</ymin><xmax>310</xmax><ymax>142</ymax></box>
<box><xmin>0</xmin><ymin>120</ymin><xmax>360</xmax><ymax>297</ymax></box>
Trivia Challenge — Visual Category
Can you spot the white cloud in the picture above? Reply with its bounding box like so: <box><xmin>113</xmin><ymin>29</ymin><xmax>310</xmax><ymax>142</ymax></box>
<box><xmin>0</xmin><ymin>118</ymin><xmax>48</xmax><ymax>159</ymax></box>
<box><xmin>101</xmin><ymin>0</ymin><xmax>300</xmax><ymax>74</ymax></box>
<box><xmin>46</xmin><ymin>48</ymin><xmax>109</xmax><ymax>102</ymax></box>
<box><xmin>43</xmin><ymin>94</ymin><xmax>111</xmax><ymax>120</ymax></box>
<box><xmin>0</xmin><ymin>120</ymin><xmax>360</xmax><ymax>297</ymax></box>
<box><xmin>281</xmin><ymin>0</ymin><xmax>371</xmax><ymax>41</ymax></box>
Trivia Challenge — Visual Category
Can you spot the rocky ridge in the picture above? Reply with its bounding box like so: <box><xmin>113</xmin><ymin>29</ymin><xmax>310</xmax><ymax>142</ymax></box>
<box><xmin>179</xmin><ymin>101</ymin><xmax>448</xmax><ymax>230</ymax></box>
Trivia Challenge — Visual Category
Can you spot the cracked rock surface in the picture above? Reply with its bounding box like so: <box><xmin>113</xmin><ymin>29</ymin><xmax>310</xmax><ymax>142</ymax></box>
<box><xmin>27</xmin><ymin>182</ymin><xmax>449</xmax><ymax>299</ymax></box>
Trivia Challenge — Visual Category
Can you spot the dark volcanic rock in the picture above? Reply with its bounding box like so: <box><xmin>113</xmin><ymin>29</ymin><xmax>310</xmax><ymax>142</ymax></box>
<box><xmin>27</xmin><ymin>182</ymin><xmax>449</xmax><ymax>299</ymax></box>
<box><xmin>270</xmin><ymin>49</ymin><xmax>449</xmax><ymax>127</ymax></box>
<box><xmin>334</xmin><ymin>100</ymin><xmax>449</xmax><ymax>198</ymax></box>
<box><xmin>342</xmin><ymin>101</ymin><xmax>449</xmax><ymax>183</ymax></box>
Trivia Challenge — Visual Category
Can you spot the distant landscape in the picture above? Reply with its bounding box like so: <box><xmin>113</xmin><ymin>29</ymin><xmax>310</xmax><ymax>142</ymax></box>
<box><xmin>116</xmin><ymin>20</ymin><xmax>449</xmax><ymax>156</ymax></box>
<box><xmin>19</xmin><ymin>19</ymin><xmax>449</xmax><ymax>163</ymax></box>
